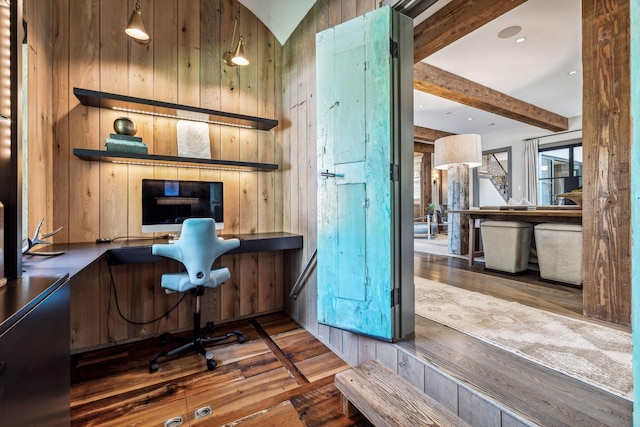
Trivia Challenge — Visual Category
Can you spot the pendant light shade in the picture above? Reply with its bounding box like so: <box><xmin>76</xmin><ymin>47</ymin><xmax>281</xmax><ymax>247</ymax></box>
<box><xmin>223</xmin><ymin>17</ymin><xmax>249</xmax><ymax>66</ymax></box>
<box><xmin>231</xmin><ymin>37</ymin><xmax>249</xmax><ymax>66</ymax></box>
<box><xmin>125</xmin><ymin>0</ymin><xmax>150</xmax><ymax>44</ymax></box>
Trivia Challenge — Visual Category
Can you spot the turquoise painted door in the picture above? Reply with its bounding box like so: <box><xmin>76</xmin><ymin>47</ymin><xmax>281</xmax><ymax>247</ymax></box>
<box><xmin>316</xmin><ymin>7</ymin><xmax>395</xmax><ymax>340</ymax></box>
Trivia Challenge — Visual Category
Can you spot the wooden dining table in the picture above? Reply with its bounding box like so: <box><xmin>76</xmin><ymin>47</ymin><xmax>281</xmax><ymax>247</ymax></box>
<box><xmin>447</xmin><ymin>208</ymin><xmax>583</xmax><ymax>266</ymax></box>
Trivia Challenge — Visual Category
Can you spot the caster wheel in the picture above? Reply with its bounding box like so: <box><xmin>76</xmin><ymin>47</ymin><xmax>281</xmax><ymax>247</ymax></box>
<box><xmin>205</xmin><ymin>321</ymin><xmax>214</xmax><ymax>331</ymax></box>
<box><xmin>237</xmin><ymin>335</ymin><xmax>245</xmax><ymax>344</ymax></box>
<box><xmin>149</xmin><ymin>362</ymin><xmax>159</xmax><ymax>373</ymax></box>
<box><xmin>159</xmin><ymin>333</ymin><xmax>171</xmax><ymax>346</ymax></box>
<box><xmin>205</xmin><ymin>351</ymin><xmax>217</xmax><ymax>371</ymax></box>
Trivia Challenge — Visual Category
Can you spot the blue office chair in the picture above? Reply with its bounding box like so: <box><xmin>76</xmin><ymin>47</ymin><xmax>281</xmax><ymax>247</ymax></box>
<box><xmin>149</xmin><ymin>218</ymin><xmax>244</xmax><ymax>373</ymax></box>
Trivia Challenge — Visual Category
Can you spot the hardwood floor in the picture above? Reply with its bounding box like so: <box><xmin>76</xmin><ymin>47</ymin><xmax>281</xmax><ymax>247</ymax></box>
<box><xmin>414</xmin><ymin>250</ymin><xmax>630</xmax><ymax>331</ymax></box>
<box><xmin>70</xmin><ymin>313</ymin><xmax>372</xmax><ymax>427</ymax></box>
<box><xmin>410</xmin><ymin>251</ymin><xmax>632</xmax><ymax>426</ymax></box>
<box><xmin>71</xmin><ymin>251</ymin><xmax>632</xmax><ymax>426</ymax></box>
<box><xmin>415</xmin><ymin>250</ymin><xmax>584</xmax><ymax>316</ymax></box>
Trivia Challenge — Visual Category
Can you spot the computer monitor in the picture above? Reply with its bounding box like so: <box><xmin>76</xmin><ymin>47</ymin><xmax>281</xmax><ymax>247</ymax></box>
<box><xmin>141</xmin><ymin>179</ymin><xmax>224</xmax><ymax>233</ymax></box>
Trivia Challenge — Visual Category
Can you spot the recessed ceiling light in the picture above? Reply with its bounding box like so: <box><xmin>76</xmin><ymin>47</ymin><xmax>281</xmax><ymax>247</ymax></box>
<box><xmin>498</xmin><ymin>26</ymin><xmax>522</xmax><ymax>39</ymax></box>
<box><xmin>467</xmin><ymin>117</ymin><xmax>473</xmax><ymax>121</ymax></box>
<box><xmin>515</xmin><ymin>37</ymin><xmax>527</xmax><ymax>44</ymax></box>
<box><xmin>418</xmin><ymin>104</ymin><xmax>424</xmax><ymax>108</ymax></box>
<box><xmin>567</xmin><ymin>70</ymin><xmax>578</xmax><ymax>75</ymax></box>
<box><xmin>445</xmin><ymin>111</ymin><xmax>452</xmax><ymax>115</ymax></box>
<box><xmin>488</xmin><ymin>123</ymin><xmax>495</xmax><ymax>126</ymax></box>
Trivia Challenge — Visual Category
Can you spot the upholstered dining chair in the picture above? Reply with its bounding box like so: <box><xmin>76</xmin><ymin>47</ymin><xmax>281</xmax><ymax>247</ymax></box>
<box><xmin>149</xmin><ymin>218</ymin><xmax>243</xmax><ymax>373</ymax></box>
<box><xmin>438</xmin><ymin>204</ymin><xmax>449</xmax><ymax>234</ymax></box>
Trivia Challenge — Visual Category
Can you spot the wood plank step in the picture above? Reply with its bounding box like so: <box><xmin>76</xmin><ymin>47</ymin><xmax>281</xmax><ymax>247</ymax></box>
<box><xmin>334</xmin><ymin>360</ymin><xmax>469</xmax><ymax>427</ymax></box>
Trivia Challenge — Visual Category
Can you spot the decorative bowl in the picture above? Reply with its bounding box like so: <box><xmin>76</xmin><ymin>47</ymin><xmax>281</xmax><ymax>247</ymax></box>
<box><xmin>114</xmin><ymin>117</ymin><xmax>137</xmax><ymax>135</ymax></box>
<box><xmin>557</xmin><ymin>191</ymin><xmax>582</xmax><ymax>207</ymax></box>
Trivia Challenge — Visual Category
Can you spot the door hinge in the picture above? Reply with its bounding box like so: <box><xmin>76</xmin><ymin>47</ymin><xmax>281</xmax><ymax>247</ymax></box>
<box><xmin>390</xmin><ymin>39</ymin><xmax>398</xmax><ymax>59</ymax></box>
<box><xmin>391</xmin><ymin>287</ymin><xmax>400</xmax><ymax>307</ymax></box>
<box><xmin>390</xmin><ymin>163</ymin><xmax>399</xmax><ymax>181</ymax></box>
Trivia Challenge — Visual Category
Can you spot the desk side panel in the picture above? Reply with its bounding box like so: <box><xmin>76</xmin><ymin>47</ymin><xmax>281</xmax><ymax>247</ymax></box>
<box><xmin>0</xmin><ymin>280</ymin><xmax>70</xmax><ymax>426</ymax></box>
<box><xmin>71</xmin><ymin>251</ymin><xmax>287</xmax><ymax>351</ymax></box>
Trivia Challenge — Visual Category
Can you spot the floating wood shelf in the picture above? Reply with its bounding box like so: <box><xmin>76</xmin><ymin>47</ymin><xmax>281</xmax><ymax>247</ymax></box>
<box><xmin>73</xmin><ymin>87</ymin><xmax>278</xmax><ymax>131</ymax></box>
<box><xmin>73</xmin><ymin>148</ymin><xmax>278</xmax><ymax>172</ymax></box>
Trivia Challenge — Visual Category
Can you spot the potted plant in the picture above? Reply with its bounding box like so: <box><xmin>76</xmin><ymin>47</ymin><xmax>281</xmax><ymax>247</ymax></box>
<box><xmin>425</xmin><ymin>203</ymin><xmax>436</xmax><ymax>221</ymax></box>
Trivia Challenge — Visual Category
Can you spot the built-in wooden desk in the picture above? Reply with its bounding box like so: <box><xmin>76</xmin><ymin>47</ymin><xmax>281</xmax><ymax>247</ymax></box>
<box><xmin>448</xmin><ymin>208</ymin><xmax>582</xmax><ymax>266</ymax></box>
<box><xmin>0</xmin><ymin>232</ymin><xmax>302</xmax><ymax>426</ymax></box>
<box><xmin>7</xmin><ymin>231</ymin><xmax>302</xmax><ymax>343</ymax></box>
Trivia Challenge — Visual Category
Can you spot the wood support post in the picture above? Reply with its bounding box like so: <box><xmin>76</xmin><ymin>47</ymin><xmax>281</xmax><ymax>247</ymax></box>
<box><xmin>447</xmin><ymin>164</ymin><xmax>470</xmax><ymax>255</ymax></box>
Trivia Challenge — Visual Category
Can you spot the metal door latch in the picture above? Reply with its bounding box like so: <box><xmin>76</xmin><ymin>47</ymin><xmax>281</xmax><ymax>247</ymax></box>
<box><xmin>319</xmin><ymin>170</ymin><xmax>343</xmax><ymax>179</ymax></box>
<box><xmin>320</xmin><ymin>170</ymin><xmax>335</xmax><ymax>178</ymax></box>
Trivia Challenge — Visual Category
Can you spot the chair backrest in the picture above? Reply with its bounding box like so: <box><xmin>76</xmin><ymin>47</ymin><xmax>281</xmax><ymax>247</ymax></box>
<box><xmin>438</xmin><ymin>204</ymin><xmax>448</xmax><ymax>222</ymax></box>
<box><xmin>152</xmin><ymin>218</ymin><xmax>239</xmax><ymax>286</ymax></box>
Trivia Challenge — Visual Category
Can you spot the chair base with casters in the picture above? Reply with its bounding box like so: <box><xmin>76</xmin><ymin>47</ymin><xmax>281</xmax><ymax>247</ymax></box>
<box><xmin>149</xmin><ymin>287</ymin><xmax>244</xmax><ymax>373</ymax></box>
<box><xmin>149</xmin><ymin>218</ymin><xmax>243</xmax><ymax>373</ymax></box>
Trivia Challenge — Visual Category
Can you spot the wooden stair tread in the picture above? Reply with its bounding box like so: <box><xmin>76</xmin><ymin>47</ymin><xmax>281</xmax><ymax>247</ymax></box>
<box><xmin>334</xmin><ymin>360</ymin><xmax>469</xmax><ymax>427</ymax></box>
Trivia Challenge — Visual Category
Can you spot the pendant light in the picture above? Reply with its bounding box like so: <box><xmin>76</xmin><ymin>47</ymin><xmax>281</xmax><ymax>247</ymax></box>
<box><xmin>231</xmin><ymin>37</ymin><xmax>249</xmax><ymax>66</ymax></box>
<box><xmin>223</xmin><ymin>17</ymin><xmax>249</xmax><ymax>66</ymax></box>
<box><xmin>125</xmin><ymin>0</ymin><xmax>150</xmax><ymax>44</ymax></box>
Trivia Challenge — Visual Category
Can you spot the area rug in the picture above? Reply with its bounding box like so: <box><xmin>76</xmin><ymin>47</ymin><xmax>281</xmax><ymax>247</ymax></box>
<box><xmin>414</xmin><ymin>277</ymin><xmax>632</xmax><ymax>401</ymax></box>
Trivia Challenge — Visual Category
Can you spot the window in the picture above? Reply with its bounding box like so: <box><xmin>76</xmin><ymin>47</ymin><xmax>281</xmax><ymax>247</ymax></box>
<box><xmin>538</xmin><ymin>143</ymin><xmax>582</xmax><ymax>205</ymax></box>
<box><xmin>474</xmin><ymin>148</ymin><xmax>511</xmax><ymax>206</ymax></box>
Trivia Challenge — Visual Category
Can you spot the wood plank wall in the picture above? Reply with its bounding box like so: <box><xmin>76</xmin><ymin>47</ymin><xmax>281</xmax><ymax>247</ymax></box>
<box><xmin>582</xmin><ymin>0</ymin><xmax>632</xmax><ymax>326</ymax></box>
<box><xmin>281</xmin><ymin>0</ymin><xmax>379</xmax><ymax>359</ymax></box>
<box><xmin>25</xmin><ymin>0</ymin><xmax>285</xmax><ymax>351</ymax></box>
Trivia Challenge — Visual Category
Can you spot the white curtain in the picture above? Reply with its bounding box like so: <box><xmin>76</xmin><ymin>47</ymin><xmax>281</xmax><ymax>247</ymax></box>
<box><xmin>523</xmin><ymin>138</ymin><xmax>539</xmax><ymax>204</ymax></box>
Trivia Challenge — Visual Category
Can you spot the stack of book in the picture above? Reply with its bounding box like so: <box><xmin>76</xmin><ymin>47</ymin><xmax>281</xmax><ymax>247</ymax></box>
<box><xmin>105</xmin><ymin>133</ymin><xmax>148</xmax><ymax>154</ymax></box>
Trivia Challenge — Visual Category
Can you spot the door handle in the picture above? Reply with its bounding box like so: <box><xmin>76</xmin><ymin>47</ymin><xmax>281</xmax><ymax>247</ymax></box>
<box><xmin>319</xmin><ymin>170</ymin><xmax>343</xmax><ymax>179</ymax></box>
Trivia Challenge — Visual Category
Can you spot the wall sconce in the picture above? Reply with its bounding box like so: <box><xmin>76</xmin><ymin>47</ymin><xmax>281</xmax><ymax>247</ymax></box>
<box><xmin>223</xmin><ymin>17</ymin><xmax>249</xmax><ymax>66</ymax></box>
<box><xmin>125</xmin><ymin>0</ymin><xmax>150</xmax><ymax>44</ymax></box>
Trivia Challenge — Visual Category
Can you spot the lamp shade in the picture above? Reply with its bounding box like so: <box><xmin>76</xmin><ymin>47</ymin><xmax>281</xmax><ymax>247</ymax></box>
<box><xmin>125</xmin><ymin>7</ymin><xmax>150</xmax><ymax>44</ymax></box>
<box><xmin>434</xmin><ymin>134</ymin><xmax>482</xmax><ymax>170</ymax></box>
<box><xmin>232</xmin><ymin>37</ymin><xmax>249</xmax><ymax>66</ymax></box>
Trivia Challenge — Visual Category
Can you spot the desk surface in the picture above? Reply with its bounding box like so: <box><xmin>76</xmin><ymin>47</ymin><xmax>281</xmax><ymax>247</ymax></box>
<box><xmin>20</xmin><ymin>232</ymin><xmax>302</xmax><ymax>277</ymax></box>
<box><xmin>2</xmin><ymin>232</ymin><xmax>302</xmax><ymax>335</ymax></box>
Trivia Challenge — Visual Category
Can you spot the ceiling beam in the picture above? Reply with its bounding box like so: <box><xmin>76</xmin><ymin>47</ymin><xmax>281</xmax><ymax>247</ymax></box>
<box><xmin>414</xmin><ymin>126</ymin><xmax>453</xmax><ymax>143</ymax></box>
<box><xmin>414</xmin><ymin>63</ymin><xmax>569</xmax><ymax>132</ymax></box>
<box><xmin>414</xmin><ymin>126</ymin><xmax>454</xmax><ymax>153</ymax></box>
<box><xmin>413</xmin><ymin>0</ymin><xmax>528</xmax><ymax>63</ymax></box>
<box><xmin>414</xmin><ymin>142</ymin><xmax>434</xmax><ymax>154</ymax></box>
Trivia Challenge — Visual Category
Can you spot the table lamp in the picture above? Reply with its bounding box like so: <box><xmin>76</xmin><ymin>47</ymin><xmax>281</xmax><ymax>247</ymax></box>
<box><xmin>434</xmin><ymin>134</ymin><xmax>482</xmax><ymax>255</ymax></box>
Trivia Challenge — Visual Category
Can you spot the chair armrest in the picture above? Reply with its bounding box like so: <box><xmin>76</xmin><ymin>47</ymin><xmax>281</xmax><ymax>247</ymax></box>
<box><xmin>219</xmin><ymin>237</ymin><xmax>240</xmax><ymax>254</ymax></box>
<box><xmin>152</xmin><ymin>243</ymin><xmax>183</xmax><ymax>262</ymax></box>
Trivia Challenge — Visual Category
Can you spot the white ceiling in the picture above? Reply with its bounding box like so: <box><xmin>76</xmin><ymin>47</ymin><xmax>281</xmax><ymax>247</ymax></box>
<box><xmin>413</xmin><ymin>0</ymin><xmax>582</xmax><ymax>145</ymax></box>
<box><xmin>238</xmin><ymin>0</ymin><xmax>316</xmax><ymax>45</ymax></box>
<box><xmin>241</xmin><ymin>0</ymin><xmax>583</xmax><ymax>146</ymax></box>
